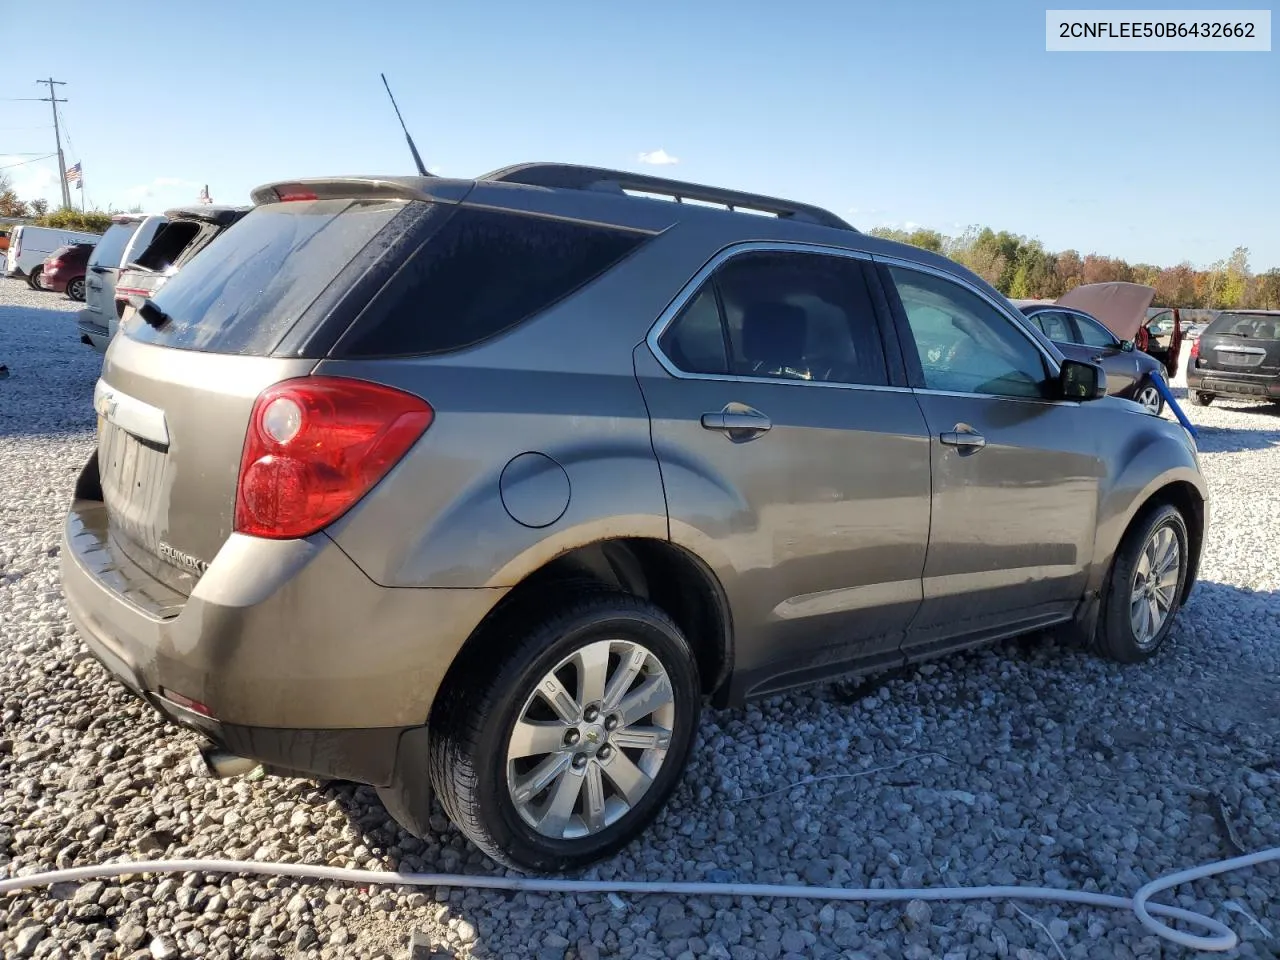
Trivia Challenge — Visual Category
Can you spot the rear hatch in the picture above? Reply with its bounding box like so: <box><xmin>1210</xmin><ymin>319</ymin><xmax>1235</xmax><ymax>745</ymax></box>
<box><xmin>1195</xmin><ymin>312</ymin><xmax>1280</xmax><ymax>379</ymax></box>
<box><xmin>94</xmin><ymin>192</ymin><xmax>421</xmax><ymax>596</ymax></box>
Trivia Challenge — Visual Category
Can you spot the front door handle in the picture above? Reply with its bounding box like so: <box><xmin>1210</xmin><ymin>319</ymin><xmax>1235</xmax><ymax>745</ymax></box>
<box><xmin>701</xmin><ymin>403</ymin><xmax>772</xmax><ymax>441</ymax></box>
<box><xmin>939</xmin><ymin>427</ymin><xmax>986</xmax><ymax>452</ymax></box>
<box><xmin>1091</xmin><ymin>355</ymin><xmax>1105</xmax><ymax>363</ymax></box>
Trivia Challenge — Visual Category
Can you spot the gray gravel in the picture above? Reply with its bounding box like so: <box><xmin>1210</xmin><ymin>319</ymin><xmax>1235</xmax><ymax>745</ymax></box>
<box><xmin>1</xmin><ymin>276</ymin><xmax>1277</xmax><ymax>959</ymax></box>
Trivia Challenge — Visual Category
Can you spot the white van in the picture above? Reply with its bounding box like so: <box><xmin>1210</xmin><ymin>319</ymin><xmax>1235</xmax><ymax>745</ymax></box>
<box><xmin>5</xmin><ymin>224</ymin><xmax>102</xmax><ymax>289</ymax></box>
<box><xmin>78</xmin><ymin>214</ymin><xmax>166</xmax><ymax>353</ymax></box>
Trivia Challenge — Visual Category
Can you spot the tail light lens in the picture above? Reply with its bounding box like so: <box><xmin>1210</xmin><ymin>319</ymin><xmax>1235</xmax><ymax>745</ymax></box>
<box><xmin>1190</xmin><ymin>339</ymin><xmax>1200</xmax><ymax>362</ymax></box>
<box><xmin>234</xmin><ymin>377</ymin><xmax>433</xmax><ymax>539</ymax></box>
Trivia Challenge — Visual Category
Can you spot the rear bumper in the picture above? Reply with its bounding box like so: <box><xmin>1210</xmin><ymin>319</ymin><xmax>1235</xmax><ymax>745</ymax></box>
<box><xmin>5</xmin><ymin>265</ymin><xmax>26</xmax><ymax>278</ymax></box>
<box><xmin>60</xmin><ymin>452</ymin><xmax>506</xmax><ymax>784</ymax></box>
<box><xmin>42</xmin><ymin>270</ymin><xmax>70</xmax><ymax>293</ymax></box>
<box><xmin>76</xmin><ymin>310</ymin><xmax>110</xmax><ymax>353</ymax></box>
<box><xmin>1187</xmin><ymin>368</ymin><xmax>1280</xmax><ymax>400</ymax></box>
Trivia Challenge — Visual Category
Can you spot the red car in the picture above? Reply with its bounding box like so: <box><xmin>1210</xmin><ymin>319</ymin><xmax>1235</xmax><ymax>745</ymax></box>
<box><xmin>41</xmin><ymin>242</ymin><xmax>96</xmax><ymax>301</ymax></box>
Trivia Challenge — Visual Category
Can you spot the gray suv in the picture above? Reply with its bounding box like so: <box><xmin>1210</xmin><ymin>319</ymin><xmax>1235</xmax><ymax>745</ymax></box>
<box><xmin>61</xmin><ymin>164</ymin><xmax>1208</xmax><ymax>872</ymax></box>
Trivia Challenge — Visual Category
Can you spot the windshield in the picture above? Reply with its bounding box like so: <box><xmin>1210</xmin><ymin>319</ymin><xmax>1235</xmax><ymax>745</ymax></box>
<box><xmin>123</xmin><ymin>198</ymin><xmax>406</xmax><ymax>355</ymax></box>
<box><xmin>1208</xmin><ymin>312</ymin><xmax>1280</xmax><ymax>340</ymax></box>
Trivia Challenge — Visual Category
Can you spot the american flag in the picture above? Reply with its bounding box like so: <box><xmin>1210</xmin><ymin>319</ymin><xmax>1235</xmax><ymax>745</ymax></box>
<box><xmin>65</xmin><ymin>162</ymin><xmax>82</xmax><ymax>188</ymax></box>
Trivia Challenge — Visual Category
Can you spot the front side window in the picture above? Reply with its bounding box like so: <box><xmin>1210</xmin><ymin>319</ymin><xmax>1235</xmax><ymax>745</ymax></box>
<box><xmin>889</xmin><ymin>266</ymin><xmax>1049</xmax><ymax>399</ymax></box>
<box><xmin>660</xmin><ymin>250</ymin><xmax>889</xmax><ymax>386</ymax></box>
<box><xmin>1071</xmin><ymin>313</ymin><xmax>1120</xmax><ymax>348</ymax></box>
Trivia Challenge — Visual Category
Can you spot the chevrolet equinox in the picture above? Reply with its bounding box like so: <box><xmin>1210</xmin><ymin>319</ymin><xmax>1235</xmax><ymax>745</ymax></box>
<box><xmin>62</xmin><ymin>164</ymin><xmax>1208</xmax><ymax>871</ymax></box>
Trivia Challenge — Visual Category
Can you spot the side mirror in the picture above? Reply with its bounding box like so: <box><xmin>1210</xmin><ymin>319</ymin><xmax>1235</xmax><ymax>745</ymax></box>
<box><xmin>1059</xmin><ymin>359</ymin><xmax>1107</xmax><ymax>401</ymax></box>
<box><xmin>1120</xmin><ymin>339</ymin><xmax>1135</xmax><ymax>353</ymax></box>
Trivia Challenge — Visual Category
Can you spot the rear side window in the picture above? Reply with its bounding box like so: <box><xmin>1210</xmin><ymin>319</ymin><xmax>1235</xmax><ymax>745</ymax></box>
<box><xmin>89</xmin><ymin>223</ymin><xmax>139</xmax><ymax>268</ymax></box>
<box><xmin>336</xmin><ymin>207</ymin><xmax>648</xmax><ymax>357</ymax></box>
<box><xmin>124</xmin><ymin>199</ymin><xmax>405</xmax><ymax>355</ymax></box>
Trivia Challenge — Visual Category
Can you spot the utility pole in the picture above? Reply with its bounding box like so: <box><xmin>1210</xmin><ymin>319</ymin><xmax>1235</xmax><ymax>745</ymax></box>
<box><xmin>36</xmin><ymin>78</ymin><xmax>70</xmax><ymax>209</ymax></box>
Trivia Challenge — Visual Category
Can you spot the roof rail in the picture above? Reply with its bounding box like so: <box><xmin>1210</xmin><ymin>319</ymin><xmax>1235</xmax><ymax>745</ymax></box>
<box><xmin>482</xmin><ymin>163</ymin><xmax>856</xmax><ymax>232</ymax></box>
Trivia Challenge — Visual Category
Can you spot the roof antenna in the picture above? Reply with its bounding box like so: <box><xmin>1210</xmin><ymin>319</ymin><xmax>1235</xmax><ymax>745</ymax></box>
<box><xmin>381</xmin><ymin>72</ymin><xmax>429</xmax><ymax>177</ymax></box>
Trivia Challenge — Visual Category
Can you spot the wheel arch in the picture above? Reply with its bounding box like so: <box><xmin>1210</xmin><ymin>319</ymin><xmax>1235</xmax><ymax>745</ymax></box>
<box><xmin>437</xmin><ymin>537</ymin><xmax>735</xmax><ymax>713</ymax></box>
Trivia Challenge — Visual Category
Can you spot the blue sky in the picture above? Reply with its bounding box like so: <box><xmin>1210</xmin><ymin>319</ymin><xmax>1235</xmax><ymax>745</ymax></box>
<box><xmin>2</xmin><ymin>0</ymin><xmax>1276</xmax><ymax>268</ymax></box>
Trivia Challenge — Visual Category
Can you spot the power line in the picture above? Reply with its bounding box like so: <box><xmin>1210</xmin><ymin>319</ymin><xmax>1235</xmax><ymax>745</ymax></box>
<box><xmin>0</xmin><ymin>154</ymin><xmax>55</xmax><ymax>171</ymax></box>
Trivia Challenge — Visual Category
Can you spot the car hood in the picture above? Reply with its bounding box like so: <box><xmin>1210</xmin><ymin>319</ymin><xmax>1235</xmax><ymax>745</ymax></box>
<box><xmin>1056</xmin><ymin>282</ymin><xmax>1156</xmax><ymax>341</ymax></box>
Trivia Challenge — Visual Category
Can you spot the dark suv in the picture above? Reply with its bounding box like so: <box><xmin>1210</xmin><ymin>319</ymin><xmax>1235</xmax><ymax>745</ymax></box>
<box><xmin>61</xmin><ymin>164</ymin><xmax>1207</xmax><ymax>871</ymax></box>
<box><xmin>1188</xmin><ymin>310</ymin><xmax>1280</xmax><ymax>407</ymax></box>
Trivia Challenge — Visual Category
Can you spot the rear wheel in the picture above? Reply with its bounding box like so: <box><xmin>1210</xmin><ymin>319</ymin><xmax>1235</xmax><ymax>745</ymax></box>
<box><xmin>1189</xmin><ymin>391</ymin><xmax>1214</xmax><ymax>407</ymax></box>
<box><xmin>67</xmin><ymin>276</ymin><xmax>86</xmax><ymax>302</ymax></box>
<box><xmin>25</xmin><ymin>265</ymin><xmax>43</xmax><ymax>290</ymax></box>
<box><xmin>1094</xmin><ymin>503</ymin><xmax>1188</xmax><ymax>663</ymax></box>
<box><xmin>1134</xmin><ymin>382</ymin><xmax>1163</xmax><ymax>415</ymax></box>
<box><xmin>422</xmin><ymin>593</ymin><xmax>700</xmax><ymax>871</ymax></box>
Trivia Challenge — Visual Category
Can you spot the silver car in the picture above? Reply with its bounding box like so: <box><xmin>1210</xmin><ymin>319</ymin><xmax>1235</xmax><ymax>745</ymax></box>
<box><xmin>61</xmin><ymin>164</ymin><xmax>1208</xmax><ymax>872</ymax></box>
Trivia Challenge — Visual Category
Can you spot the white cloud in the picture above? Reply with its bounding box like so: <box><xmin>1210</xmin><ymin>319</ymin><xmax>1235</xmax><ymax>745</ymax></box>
<box><xmin>638</xmin><ymin>149</ymin><xmax>679</xmax><ymax>166</ymax></box>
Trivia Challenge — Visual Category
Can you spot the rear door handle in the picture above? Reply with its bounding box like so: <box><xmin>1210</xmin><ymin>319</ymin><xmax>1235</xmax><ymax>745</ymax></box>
<box><xmin>701</xmin><ymin>404</ymin><xmax>772</xmax><ymax>441</ymax></box>
<box><xmin>939</xmin><ymin>428</ymin><xmax>986</xmax><ymax>451</ymax></box>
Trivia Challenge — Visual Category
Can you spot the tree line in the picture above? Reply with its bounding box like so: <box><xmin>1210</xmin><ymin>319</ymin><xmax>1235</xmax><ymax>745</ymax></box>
<box><xmin>870</xmin><ymin>225</ymin><xmax>1280</xmax><ymax>311</ymax></box>
<box><xmin>1</xmin><ymin>173</ymin><xmax>134</xmax><ymax>234</ymax></box>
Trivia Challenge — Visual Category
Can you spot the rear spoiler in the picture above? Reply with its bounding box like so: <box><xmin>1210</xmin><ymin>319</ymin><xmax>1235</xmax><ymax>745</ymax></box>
<box><xmin>249</xmin><ymin>177</ymin><xmax>472</xmax><ymax>206</ymax></box>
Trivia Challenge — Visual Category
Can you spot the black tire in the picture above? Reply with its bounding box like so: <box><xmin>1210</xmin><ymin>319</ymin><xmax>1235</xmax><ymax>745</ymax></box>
<box><xmin>1189</xmin><ymin>391</ymin><xmax>1214</xmax><ymax>407</ymax></box>
<box><xmin>67</xmin><ymin>276</ymin><xmax>86</xmax><ymax>302</ymax></box>
<box><xmin>1093</xmin><ymin>503</ymin><xmax>1189</xmax><ymax>664</ymax></box>
<box><xmin>26</xmin><ymin>265</ymin><xmax>43</xmax><ymax>290</ymax></box>
<box><xmin>425</xmin><ymin>592</ymin><xmax>701</xmax><ymax>872</ymax></box>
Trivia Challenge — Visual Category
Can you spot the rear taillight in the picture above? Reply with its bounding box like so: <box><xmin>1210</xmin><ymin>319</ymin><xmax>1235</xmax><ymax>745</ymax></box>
<box><xmin>234</xmin><ymin>377</ymin><xmax>433</xmax><ymax>539</ymax></box>
<box><xmin>1190</xmin><ymin>339</ymin><xmax>1200</xmax><ymax>362</ymax></box>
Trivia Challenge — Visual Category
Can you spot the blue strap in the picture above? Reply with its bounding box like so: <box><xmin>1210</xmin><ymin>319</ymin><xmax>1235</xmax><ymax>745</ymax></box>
<box><xmin>1150</xmin><ymin>370</ymin><xmax>1197</xmax><ymax>439</ymax></box>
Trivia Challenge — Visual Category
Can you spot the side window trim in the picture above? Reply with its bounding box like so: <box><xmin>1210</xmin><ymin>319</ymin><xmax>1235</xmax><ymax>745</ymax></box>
<box><xmin>646</xmin><ymin>241</ymin><xmax>910</xmax><ymax>393</ymax></box>
<box><xmin>874</xmin><ymin>257</ymin><xmax>1082</xmax><ymax>405</ymax></box>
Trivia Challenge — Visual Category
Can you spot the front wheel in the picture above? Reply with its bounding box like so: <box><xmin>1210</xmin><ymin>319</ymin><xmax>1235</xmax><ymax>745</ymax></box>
<box><xmin>1094</xmin><ymin>503</ymin><xmax>1189</xmax><ymax>663</ymax></box>
<box><xmin>1134</xmin><ymin>382</ymin><xmax>1164</xmax><ymax>416</ymax></box>
<box><xmin>1190</xmin><ymin>391</ymin><xmax>1214</xmax><ymax>407</ymax></box>
<box><xmin>424</xmin><ymin>593</ymin><xmax>701</xmax><ymax>871</ymax></box>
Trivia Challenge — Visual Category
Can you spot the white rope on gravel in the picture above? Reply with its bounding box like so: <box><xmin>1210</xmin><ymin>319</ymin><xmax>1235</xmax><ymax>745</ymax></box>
<box><xmin>2</xmin><ymin>847</ymin><xmax>1277</xmax><ymax>952</ymax></box>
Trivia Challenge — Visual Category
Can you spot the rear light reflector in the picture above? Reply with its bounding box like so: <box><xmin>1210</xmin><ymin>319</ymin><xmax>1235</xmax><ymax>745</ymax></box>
<box><xmin>235</xmin><ymin>376</ymin><xmax>433</xmax><ymax>539</ymax></box>
<box><xmin>161</xmin><ymin>688</ymin><xmax>211</xmax><ymax>716</ymax></box>
<box><xmin>1190</xmin><ymin>339</ymin><xmax>1200</xmax><ymax>362</ymax></box>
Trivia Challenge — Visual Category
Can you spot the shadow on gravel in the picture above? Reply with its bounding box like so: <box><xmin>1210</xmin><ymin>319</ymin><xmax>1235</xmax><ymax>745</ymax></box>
<box><xmin>0</xmin><ymin>303</ymin><xmax>100</xmax><ymax>439</ymax></box>
<box><xmin>1191</xmin><ymin>421</ymin><xmax>1280</xmax><ymax>453</ymax></box>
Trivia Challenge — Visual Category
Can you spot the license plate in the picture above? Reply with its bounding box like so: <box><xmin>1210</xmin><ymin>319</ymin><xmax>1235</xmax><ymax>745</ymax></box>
<box><xmin>1219</xmin><ymin>353</ymin><xmax>1256</xmax><ymax>367</ymax></box>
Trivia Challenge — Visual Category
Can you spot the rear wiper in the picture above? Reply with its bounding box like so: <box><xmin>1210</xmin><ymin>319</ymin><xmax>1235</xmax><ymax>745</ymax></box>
<box><xmin>134</xmin><ymin>297</ymin><xmax>172</xmax><ymax>330</ymax></box>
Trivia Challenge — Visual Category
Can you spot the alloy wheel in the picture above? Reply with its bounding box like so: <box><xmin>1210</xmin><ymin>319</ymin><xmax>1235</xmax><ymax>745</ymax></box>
<box><xmin>1129</xmin><ymin>523</ymin><xmax>1181</xmax><ymax>649</ymax></box>
<box><xmin>1136</xmin><ymin>385</ymin><xmax>1162</xmax><ymax>414</ymax></box>
<box><xmin>506</xmin><ymin>638</ymin><xmax>675</xmax><ymax>840</ymax></box>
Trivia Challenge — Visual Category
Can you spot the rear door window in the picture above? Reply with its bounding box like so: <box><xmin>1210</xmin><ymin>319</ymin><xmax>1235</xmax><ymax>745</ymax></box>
<box><xmin>1029</xmin><ymin>310</ymin><xmax>1073</xmax><ymax>342</ymax></box>
<box><xmin>334</xmin><ymin>207</ymin><xmax>649</xmax><ymax>357</ymax></box>
<box><xmin>123</xmin><ymin>198</ymin><xmax>406</xmax><ymax>355</ymax></box>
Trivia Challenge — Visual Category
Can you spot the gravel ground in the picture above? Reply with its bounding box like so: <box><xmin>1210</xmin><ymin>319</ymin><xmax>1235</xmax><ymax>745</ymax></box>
<box><xmin>1</xmin><ymin>275</ymin><xmax>1277</xmax><ymax>960</ymax></box>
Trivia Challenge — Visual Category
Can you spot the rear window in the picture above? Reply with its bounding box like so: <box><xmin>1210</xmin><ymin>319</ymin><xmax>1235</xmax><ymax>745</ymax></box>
<box><xmin>134</xmin><ymin>220</ymin><xmax>202</xmax><ymax>272</ymax></box>
<box><xmin>335</xmin><ymin>206</ymin><xmax>649</xmax><ymax>357</ymax></box>
<box><xmin>89</xmin><ymin>222</ymin><xmax>139</xmax><ymax>268</ymax></box>
<box><xmin>1207</xmin><ymin>312</ymin><xmax>1280</xmax><ymax>340</ymax></box>
<box><xmin>123</xmin><ymin>199</ymin><xmax>405</xmax><ymax>355</ymax></box>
